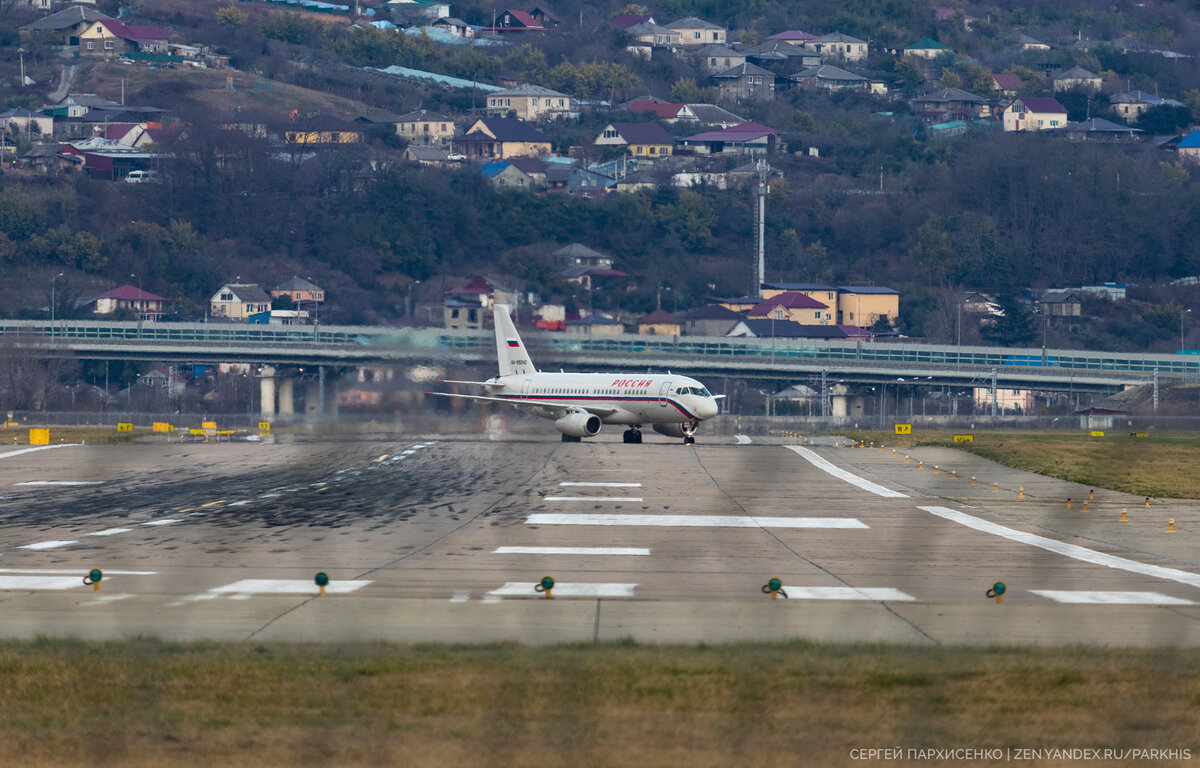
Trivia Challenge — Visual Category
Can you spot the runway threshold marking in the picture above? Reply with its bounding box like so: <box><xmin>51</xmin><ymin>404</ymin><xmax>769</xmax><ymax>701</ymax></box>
<box><xmin>488</xmin><ymin>582</ymin><xmax>637</xmax><ymax>598</ymax></box>
<box><xmin>0</xmin><ymin>444</ymin><xmax>83</xmax><ymax>460</ymax></box>
<box><xmin>0</xmin><ymin>568</ymin><xmax>156</xmax><ymax>575</ymax></box>
<box><xmin>920</xmin><ymin>506</ymin><xmax>1200</xmax><ymax>589</ymax></box>
<box><xmin>783</xmin><ymin>586</ymin><xmax>916</xmax><ymax>601</ymax></box>
<box><xmin>0</xmin><ymin>575</ymin><xmax>89</xmax><ymax>590</ymax></box>
<box><xmin>208</xmin><ymin>578</ymin><xmax>373</xmax><ymax>595</ymax></box>
<box><xmin>16</xmin><ymin>540</ymin><xmax>77</xmax><ymax>550</ymax></box>
<box><xmin>494</xmin><ymin>546</ymin><xmax>651</xmax><ymax>556</ymax></box>
<box><xmin>559</xmin><ymin>482</ymin><xmax>642</xmax><ymax>487</ymax></box>
<box><xmin>784</xmin><ymin>445</ymin><xmax>909</xmax><ymax>498</ymax></box>
<box><xmin>1031</xmin><ymin>590</ymin><xmax>1198</xmax><ymax>605</ymax></box>
<box><xmin>546</xmin><ymin>496</ymin><xmax>644</xmax><ymax>502</ymax></box>
<box><xmin>527</xmin><ymin>514</ymin><xmax>868</xmax><ymax>529</ymax></box>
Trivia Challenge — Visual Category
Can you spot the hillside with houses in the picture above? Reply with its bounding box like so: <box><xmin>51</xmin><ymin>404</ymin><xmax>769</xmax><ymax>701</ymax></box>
<box><xmin>4</xmin><ymin>0</ymin><xmax>1200</xmax><ymax>358</ymax></box>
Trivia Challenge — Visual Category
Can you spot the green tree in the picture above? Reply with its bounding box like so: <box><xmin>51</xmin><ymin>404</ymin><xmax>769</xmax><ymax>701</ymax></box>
<box><xmin>658</xmin><ymin>190</ymin><xmax>716</xmax><ymax>251</ymax></box>
<box><xmin>981</xmin><ymin>294</ymin><xmax>1038</xmax><ymax>346</ymax></box>
<box><xmin>216</xmin><ymin>5</ymin><xmax>248</xmax><ymax>26</ymax></box>
<box><xmin>907</xmin><ymin>214</ymin><xmax>953</xmax><ymax>286</ymax></box>
<box><xmin>937</xmin><ymin>69</ymin><xmax>963</xmax><ymax>89</ymax></box>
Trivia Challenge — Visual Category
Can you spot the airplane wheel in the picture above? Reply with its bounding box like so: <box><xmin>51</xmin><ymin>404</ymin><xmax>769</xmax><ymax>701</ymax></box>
<box><xmin>562</xmin><ymin>434</ymin><xmax>582</xmax><ymax>443</ymax></box>
<box><xmin>623</xmin><ymin>430</ymin><xmax>635</xmax><ymax>444</ymax></box>
<box><xmin>684</xmin><ymin>436</ymin><xmax>695</xmax><ymax>445</ymax></box>
<box><xmin>634</xmin><ymin>431</ymin><xmax>643</xmax><ymax>444</ymax></box>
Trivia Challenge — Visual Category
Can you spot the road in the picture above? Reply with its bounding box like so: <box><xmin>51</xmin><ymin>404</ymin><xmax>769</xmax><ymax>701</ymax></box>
<box><xmin>0</xmin><ymin>431</ymin><xmax>1198</xmax><ymax>645</ymax></box>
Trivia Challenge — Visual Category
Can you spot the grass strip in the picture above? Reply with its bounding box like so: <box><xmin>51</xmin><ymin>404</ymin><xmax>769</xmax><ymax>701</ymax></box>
<box><xmin>1</xmin><ymin>638</ymin><xmax>1198</xmax><ymax>767</ymax></box>
<box><xmin>840</xmin><ymin>429</ymin><xmax>1200</xmax><ymax>498</ymax></box>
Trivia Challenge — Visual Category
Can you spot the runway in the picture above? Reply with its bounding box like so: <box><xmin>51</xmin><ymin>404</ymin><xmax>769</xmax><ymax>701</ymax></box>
<box><xmin>1</xmin><ymin>432</ymin><xmax>1198</xmax><ymax>645</ymax></box>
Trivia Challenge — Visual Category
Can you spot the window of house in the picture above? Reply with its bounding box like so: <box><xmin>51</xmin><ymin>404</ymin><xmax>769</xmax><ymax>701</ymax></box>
<box><xmin>86</xmin><ymin>41</ymin><xmax>95</xmax><ymax>50</ymax></box>
<box><xmin>532</xmin><ymin>98</ymin><xmax>539</xmax><ymax>106</ymax></box>
<box><xmin>423</xmin><ymin>124</ymin><xmax>429</xmax><ymax>132</ymax></box>
<box><xmin>220</xmin><ymin>292</ymin><xmax>233</xmax><ymax>301</ymax></box>
<box><xmin>104</xmin><ymin>40</ymin><xmax>114</xmax><ymax>50</ymax></box>
<box><xmin>1050</xmin><ymin>120</ymin><xmax>1059</xmax><ymax>126</ymax></box>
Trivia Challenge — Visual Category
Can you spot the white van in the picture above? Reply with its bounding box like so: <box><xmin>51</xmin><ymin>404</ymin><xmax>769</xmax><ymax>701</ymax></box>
<box><xmin>125</xmin><ymin>170</ymin><xmax>159</xmax><ymax>183</ymax></box>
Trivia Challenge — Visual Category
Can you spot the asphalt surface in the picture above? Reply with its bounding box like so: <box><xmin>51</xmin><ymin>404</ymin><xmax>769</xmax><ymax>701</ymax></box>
<box><xmin>1</xmin><ymin>430</ymin><xmax>1198</xmax><ymax>646</ymax></box>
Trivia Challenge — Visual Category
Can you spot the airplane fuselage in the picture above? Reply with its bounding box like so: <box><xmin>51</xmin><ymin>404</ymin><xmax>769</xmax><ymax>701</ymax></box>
<box><xmin>489</xmin><ymin>372</ymin><xmax>717</xmax><ymax>425</ymax></box>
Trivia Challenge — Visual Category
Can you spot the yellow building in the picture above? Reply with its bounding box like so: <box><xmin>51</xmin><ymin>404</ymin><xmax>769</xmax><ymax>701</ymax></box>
<box><xmin>637</xmin><ymin>309</ymin><xmax>681</xmax><ymax>335</ymax></box>
<box><xmin>395</xmin><ymin>109</ymin><xmax>456</xmax><ymax>145</ymax></box>
<box><xmin>486</xmin><ymin>85</ymin><xmax>576</xmax><ymax>121</ymax></box>
<box><xmin>837</xmin><ymin>286</ymin><xmax>899</xmax><ymax>327</ymax></box>
<box><xmin>594</xmin><ymin>122</ymin><xmax>675</xmax><ymax>158</ymax></box>
<box><xmin>284</xmin><ymin>116</ymin><xmax>363</xmax><ymax>146</ymax></box>
<box><xmin>761</xmin><ymin>282</ymin><xmax>839</xmax><ymax>308</ymax></box>
<box><xmin>453</xmin><ymin>117</ymin><xmax>551</xmax><ymax>159</ymax></box>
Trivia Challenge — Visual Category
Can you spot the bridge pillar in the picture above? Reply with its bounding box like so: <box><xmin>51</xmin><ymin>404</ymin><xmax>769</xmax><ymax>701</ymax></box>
<box><xmin>259</xmin><ymin>365</ymin><xmax>277</xmax><ymax>418</ymax></box>
<box><xmin>278</xmin><ymin>376</ymin><xmax>295</xmax><ymax>417</ymax></box>
<box><xmin>830</xmin><ymin>384</ymin><xmax>848</xmax><ymax>422</ymax></box>
<box><xmin>305</xmin><ymin>379</ymin><xmax>321</xmax><ymax>419</ymax></box>
<box><xmin>323</xmin><ymin>371</ymin><xmax>339</xmax><ymax>418</ymax></box>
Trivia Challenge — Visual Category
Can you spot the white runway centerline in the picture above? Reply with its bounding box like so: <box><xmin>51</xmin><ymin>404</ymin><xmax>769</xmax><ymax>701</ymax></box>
<box><xmin>86</xmin><ymin>527</ymin><xmax>133</xmax><ymax>537</ymax></box>
<box><xmin>559</xmin><ymin>482</ymin><xmax>642</xmax><ymax>488</ymax></box>
<box><xmin>546</xmin><ymin>496</ymin><xmax>644</xmax><ymax>502</ymax></box>
<box><xmin>141</xmin><ymin>519</ymin><xmax>182</xmax><ymax>527</ymax></box>
<box><xmin>488</xmin><ymin>582</ymin><xmax>637</xmax><ymax>598</ymax></box>
<box><xmin>784</xmin><ymin>445</ymin><xmax>909</xmax><ymax>498</ymax></box>
<box><xmin>493</xmin><ymin>546</ymin><xmax>651</xmax><ymax>556</ymax></box>
<box><xmin>527</xmin><ymin>514</ymin><xmax>868</xmax><ymax>529</ymax></box>
<box><xmin>920</xmin><ymin>505</ymin><xmax>1200</xmax><ymax>589</ymax></box>
<box><xmin>1031</xmin><ymin>590</ymin><xmax>1198</xmax><ymax>605</ymax></box>
<box><xmin>16</xmin><ymin>481</ymin><xmax>104</xmax><ymax>486</ymax></box>
<box><xmin>17</xmin><ymin>540</ymin><xmax>77</xmax><ymax>550</ymax></box>
<box><xmin>783</xmin><ymin>586</ymin><xmax>916</xmax><ymax>601</ymax></box>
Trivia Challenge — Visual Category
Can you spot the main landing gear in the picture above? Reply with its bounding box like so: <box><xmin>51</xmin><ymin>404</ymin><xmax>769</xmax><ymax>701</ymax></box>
<box><xmin>561</xmin><ymin>434</ymin><xmax>582</xmax><ymax>442</ymax></box>
<box><xmin>622</xmin><ymin>428</ymin><xmax>643</xmax><ymax>444</ymax></box>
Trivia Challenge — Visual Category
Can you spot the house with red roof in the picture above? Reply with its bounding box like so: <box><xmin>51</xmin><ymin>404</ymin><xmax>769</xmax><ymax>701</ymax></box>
<box><xmin>1003</xmin><ymin>96</ymin><xmax>1067</xmax><ymax>132</ymax></box>
<box><xmin>991</xmin><ymin>73</ymin><xmax>1024</xmax><ymax>98</ymax></box>
<box><xmin>483</xmin><ymin>9</ymin><xmax>546</xmax><ymax>33</ymax></box>
<box><xmin>678</xmin><ymin>121</ymin><xmax>781</xmax><ymax>156</ymax></box>
<box><xmin>747</xmin><ymin>292</ymin><xmax>832</xmax><ymax>325</ymax></box>
<box><xmin>94</xmin><ymin>285</ymin><xmax>170</xmax><ymax>321</ymax></box>
<box><xmin>77</xmin><ymin>19</ymin><xmax>169</xmax><ymax>57</ymax></box>
<box><xmin>611</xmin><ymin>13</ymin><xmax>655</xmax><ymax>30</ymax></box>
<box><xmin>637</xmin><ymin>309</ymin><xmax>681</xmax><ymax>336</ymax></box>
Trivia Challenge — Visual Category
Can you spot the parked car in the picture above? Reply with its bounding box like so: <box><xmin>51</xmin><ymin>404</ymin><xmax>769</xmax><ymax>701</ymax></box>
<box><xmin>125</xmin><ymin>170</ymin><xmax>159</xmax><ymax>184</ymax></box>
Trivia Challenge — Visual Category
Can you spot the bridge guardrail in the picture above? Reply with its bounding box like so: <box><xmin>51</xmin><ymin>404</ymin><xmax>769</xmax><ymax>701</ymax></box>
<box><xmin>3</xmin><ymin>320</ymin><xmax>1199</xmax><ymax>380</ymax></box>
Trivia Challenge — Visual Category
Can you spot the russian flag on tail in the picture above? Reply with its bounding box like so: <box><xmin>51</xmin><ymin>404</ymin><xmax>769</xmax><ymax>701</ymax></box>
<box><xmin>507</xmin><ymin>340</ymin><xmax>520</xmax><ymax>348</ymax></box>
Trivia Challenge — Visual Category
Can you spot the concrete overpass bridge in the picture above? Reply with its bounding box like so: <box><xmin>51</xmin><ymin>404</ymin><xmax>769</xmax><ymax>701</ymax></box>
<box><xmin>2</xmin><ymin>319</ymin><xmax>1194</xmax><ymax>417</ymax></box>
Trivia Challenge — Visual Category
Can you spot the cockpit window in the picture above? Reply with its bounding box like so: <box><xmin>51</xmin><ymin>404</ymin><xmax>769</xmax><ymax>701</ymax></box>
<box><xmin>674</xmin><ymin>386</ymin><xmax>710</xmax><ymax>397</ymax></box>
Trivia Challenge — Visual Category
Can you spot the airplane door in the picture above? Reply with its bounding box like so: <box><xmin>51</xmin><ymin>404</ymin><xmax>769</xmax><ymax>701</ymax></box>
<box><xmin>522</xmin><ymin>379</ymin><xmax>532</xmax><ymax>396</ymax></box>
<box><xmin>658</xmin><ymin>381</ymin><xmax>672</xmax><ymax>408</ymax></box>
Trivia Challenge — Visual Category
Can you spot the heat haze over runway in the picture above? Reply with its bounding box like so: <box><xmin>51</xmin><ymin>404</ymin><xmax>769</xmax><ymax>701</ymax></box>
<box><xmin>1</xmin><ymin>432</ymin><xmax>1198</xmax><ymax>645</ymax></box>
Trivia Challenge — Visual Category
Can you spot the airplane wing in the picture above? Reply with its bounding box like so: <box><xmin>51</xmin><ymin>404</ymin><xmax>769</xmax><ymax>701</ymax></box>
<box><xmin>426</xmin><ymin>391</ymin><xmax>621</xmax><ymax>418</ymax></box>
<box><xmin>438</xmin><ymin>379</ymin><xmax>503</xmax><ymax>388</ymax></box>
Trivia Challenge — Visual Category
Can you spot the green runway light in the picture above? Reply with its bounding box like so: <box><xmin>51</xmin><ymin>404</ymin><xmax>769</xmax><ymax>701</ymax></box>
<box><xmin>540</xmin><ymin>576</ymin><xmax>555</xmax><ymax>592</ymax></box>
<box><xmin>993</xmin><ymin>582</ymin><xmax>1006</xmax><ymax>596</ymax></box>
<box><xmin>315</xmin><ymin>572</ymin><xmax>329</xmax><ymax>587</ymax></box>
<box><xmin>88</xmin><ymin>569</ymin><xmax>103</xmax><ymax>583</ymax></box>
<box><xmin>768</xmin><ymin>578</ymin><xmax>782</xmax><ymax>592</ymax></box>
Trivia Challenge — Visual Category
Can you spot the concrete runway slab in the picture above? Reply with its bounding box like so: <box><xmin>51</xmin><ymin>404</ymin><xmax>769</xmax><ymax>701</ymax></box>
<box><xmin>1</xmin><ymin>433</ymin><xmax>1198</xmax><ymax>645</ymax></box>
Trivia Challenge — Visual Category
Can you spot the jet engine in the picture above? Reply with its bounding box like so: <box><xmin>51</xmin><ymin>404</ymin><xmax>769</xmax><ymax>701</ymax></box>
<box><xmin>652</xmin><ymin>421</ymin><xmax>698</xmax><ymax>438</ymax></box>
<box><xmin>555</xmin><ymin>412</ymin><xmax>602</xmax><ymax>438</ymax></box>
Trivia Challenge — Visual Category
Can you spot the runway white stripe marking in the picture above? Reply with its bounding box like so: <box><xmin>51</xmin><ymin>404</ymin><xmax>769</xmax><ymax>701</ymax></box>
<box><xmin>784</xmin><ymin>445</ymin><xmax>909</xmax><ymax>498</ymax></box>
<box><xmin>141</xmin><ymin>519</ymin><xmax>181</xmax><ymax>526</ymax></box>
<box><xmin>559</xmin><ymin>482</ymin><xmax>642</xmax><ymax>487</ymax></box>
<box><xmin>488</xmin><ymin>582</ymin><xmax>637</xmax><ymax>598</ymax></box>
<box><xmin>259</xmin><ymin>493</ymin><xmax>282</xmax><ymax>499</ymax></box>
<box><xmin>0</xmin><ymin>444</ymin><xmax>83</xmax><ymax>460</ymax></box>
<box><xmin>546</xmin><ymin>496</ymin><xmax>644</xmax><ymax>502</ymax></box>
<box><xmin>527</xmin><ymin>514</ymin><xmax>868</xmax><ymax>529</ymax></box>
<box><xmin>86</xmin><ymin>527</ymin><xmax>133</xmax><ymax>536</ymax></box>
<box><xmin>494</xmin><ymin>546</ymin><xmax>651</xmax><ymax>556</ymax></box>
<box><xmin>0</xmin><ymin>575</ymin><xmax>86</xmax><ymax>590</ymax></box>
<box><xmin>0</xmin><ymin>568</ymin><xmax>156</xmax><ymax>575</ymax></box>
<box><xmin>228</xmin><ymin>500</ymin><xmax>252</xmax><ymax>507</ymax></box>
<box><xmin>736</xmin><ymin>435</ymin><xmax>752</xmax><ymax>444</ymax></box>
<box><xmin>1031</xmin><ymin>590</ymin><xmax>1198</xmax><ymax>605</ymax></box>
<box><xmin>17</xmin><ymin>540</ymin><xmax>77</xmax><ymax>550</ymax></box>
<box><xmin>86</xmin><ymin>594</ymin><xmax>134</xmax><ymax>605</ymax></box>
<box><xmin>209</xmin><ymin>578</ymin><xmax>372</xmax><ymax>595</ymax></box>
<box><xmin>16</xmin><ymin>481</ymin><xmax>104</xmax><ymax>486</ymax></box>
<box><xmin>782</xmin><ymin>586</ymin><xmax>916</xmax><ymax>601</ymax></box>
<box><xmin>920</xmin><ymin>506</ymin><xmax>1200</xmax><ymax>589</ymax></box>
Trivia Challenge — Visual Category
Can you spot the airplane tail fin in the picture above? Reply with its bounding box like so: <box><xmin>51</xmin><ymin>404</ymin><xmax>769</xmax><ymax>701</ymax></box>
<box><xmin>494</xmin><ymin>304</ymin><xmax>535</xmax><ymax>377</ymax></box>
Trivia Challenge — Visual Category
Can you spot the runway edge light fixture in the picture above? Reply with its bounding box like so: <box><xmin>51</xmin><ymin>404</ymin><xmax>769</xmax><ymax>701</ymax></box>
<box><xmin>315</xmin><ymin>571</ymin><xmax>329</xmax><ymax>596</ymax></box>
<box><xmin>762</xmin><ymin>578</ymin><xmax>787</xmax><ymax>600</ymax></box>
<box><xmin>985</xmin><ymin>581</ymin><xmax>1006</xmax><ymax>605</ymax></box>
<box><xmin>535</xmin><ymin>575</ymin><xmax>555</xmax><ymax>598</ymax></box>
<box><xmin>84</xmin><ymin>568</ymin><xmax>103</xmax><ymax>592</ymax></box>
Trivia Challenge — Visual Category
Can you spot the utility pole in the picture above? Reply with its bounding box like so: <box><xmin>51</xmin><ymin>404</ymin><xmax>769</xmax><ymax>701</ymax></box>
<box><xmin>753</xmin><ymin>159</ymin><xmax>767</xmax><ymax>297</ymax></box>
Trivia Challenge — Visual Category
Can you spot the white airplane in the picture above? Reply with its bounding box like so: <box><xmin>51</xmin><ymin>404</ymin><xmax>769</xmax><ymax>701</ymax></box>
<box><xmin>429</xmin><ymin>304</ymin><xmax>720</xmax><ymax>443</ymax></box>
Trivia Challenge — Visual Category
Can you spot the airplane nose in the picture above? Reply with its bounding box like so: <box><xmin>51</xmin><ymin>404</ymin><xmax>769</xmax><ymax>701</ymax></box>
<box><xmin>698</xmin><ymin>398</ymin><xmax>719</xmax><ymax>420</ymax></box>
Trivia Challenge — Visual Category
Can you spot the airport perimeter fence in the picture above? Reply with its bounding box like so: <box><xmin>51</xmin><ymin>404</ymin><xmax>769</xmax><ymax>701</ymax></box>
<box><xmin>726</xmin><ymin>414</ymin><xmax>1200</xmax><ymax>434</ymax></box>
